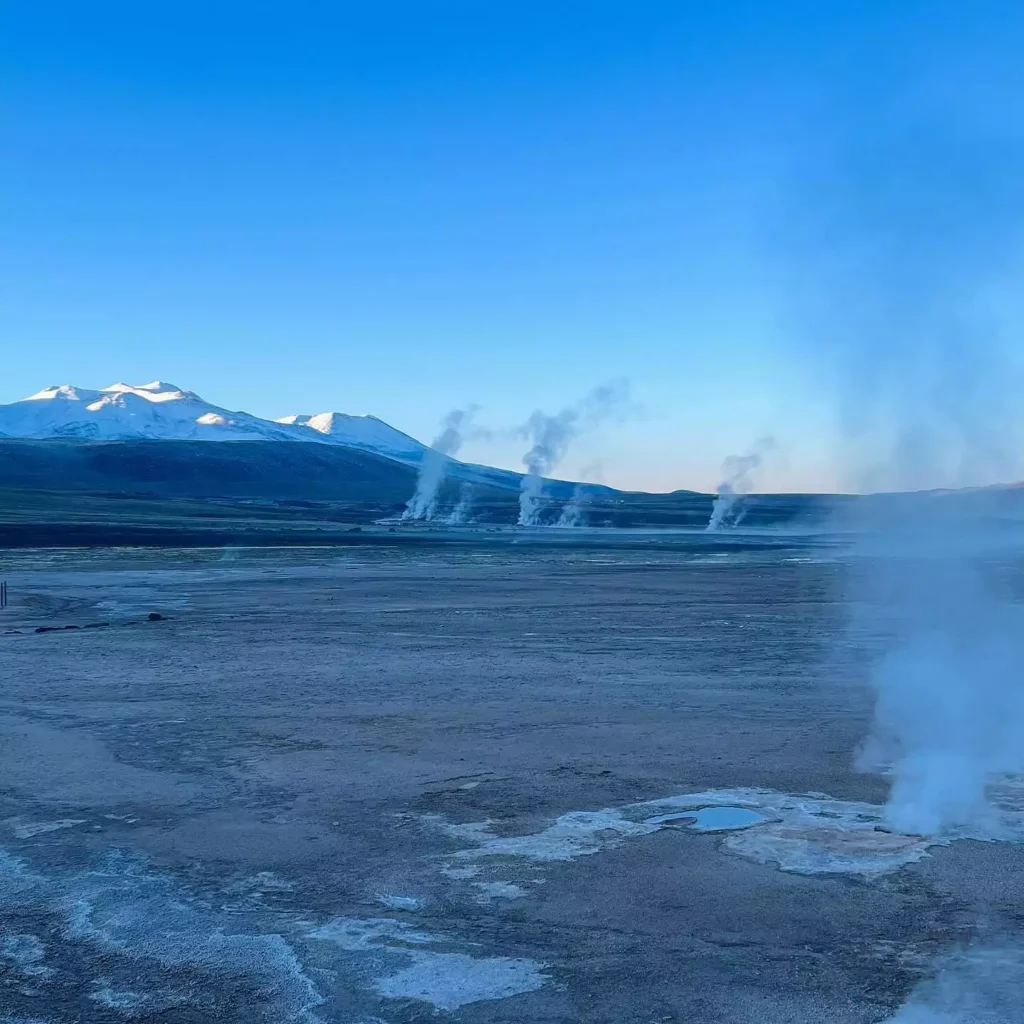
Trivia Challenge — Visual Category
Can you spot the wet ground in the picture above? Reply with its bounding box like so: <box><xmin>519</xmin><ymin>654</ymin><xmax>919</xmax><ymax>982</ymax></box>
<box><xmin>0</xmin><ymin>539</ymin><xmax>1021</xmax><ymax>1023</ymax></box>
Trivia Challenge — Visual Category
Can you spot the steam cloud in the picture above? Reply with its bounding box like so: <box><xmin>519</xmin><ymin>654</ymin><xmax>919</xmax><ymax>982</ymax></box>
<box><xmin>748</xmin><ymin>47</ymin><xmax>1024</xmax><ymax>1022</ymax></box>
<box><xmin>403</xmin><ymin>407</ymin><xmax>480</xmax><ymax>521</ymax></box>
<box><xmin>556</xmin><ymin>463</ymin><xmax>603</xmax><ymax>529</ymax></box>
<box><xmin>556</xmin><ymin>485</ymin><xmax>587</xmax><ymax>528</ymax></box>
<box><xmin>517</xmin><ymin>379</ymin><xmax>632</xmax><ymax>527</ymax></box>
<box><xmin>851</xmin><ymin>507</ymin><xmax>1024</xmax><ymax>837</ymax></box>
<box><xmin>706</xmin><ymin>438</ymin><xmax>775</xmax><ymax>532</ymax></box>
<box><xmin>780</xmin><ymin>99</ymin><xmax>1024</xmax><ymax>838</ymax></box>
<box><xmin>446</xmin><ymin>483</ymin><xmax>475</xmax><ymax>525</ymax></box>
<box><xmin>884</xmin><ymin>940</ymin><xmax>1024</xmax><ymax>1023</ymax></box>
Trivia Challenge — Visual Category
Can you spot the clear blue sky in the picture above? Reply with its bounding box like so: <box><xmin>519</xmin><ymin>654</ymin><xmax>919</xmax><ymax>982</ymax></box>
<box><xmin>4</xmin><ymin>2</ymin><xmax>1024</xmax><ymax>491</ymax></box>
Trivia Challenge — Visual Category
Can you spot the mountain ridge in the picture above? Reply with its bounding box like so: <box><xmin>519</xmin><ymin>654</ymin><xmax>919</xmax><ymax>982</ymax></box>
<box><xmin>0</xmin><ymin>380</ymin><xmax>632</xmax><ymax>502</ymax></box>
<box><xmin>0</xmin><ymin>380</ymin><xmax>429</xmax><ymax>463</ymax></box>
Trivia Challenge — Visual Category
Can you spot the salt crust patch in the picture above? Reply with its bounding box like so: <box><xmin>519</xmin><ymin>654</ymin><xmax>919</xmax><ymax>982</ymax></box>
<box><xmin>426</xmin><ymin>781</ymin><xmax>1024</xmax><ymax>878</ymax></box>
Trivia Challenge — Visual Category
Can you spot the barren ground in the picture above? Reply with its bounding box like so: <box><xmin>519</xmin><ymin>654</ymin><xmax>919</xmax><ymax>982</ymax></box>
<box><xmin>0</xmin><ymin>540</ymin><xmax>1021</xmax><ymax>1023</ymax></box>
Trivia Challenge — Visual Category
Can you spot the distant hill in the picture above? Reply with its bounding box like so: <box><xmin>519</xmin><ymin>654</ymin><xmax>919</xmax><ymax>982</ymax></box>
<box><xmin>0</xmin><ymin>439</ymin><xmax>424</xmax><ymax>502</ymax></box>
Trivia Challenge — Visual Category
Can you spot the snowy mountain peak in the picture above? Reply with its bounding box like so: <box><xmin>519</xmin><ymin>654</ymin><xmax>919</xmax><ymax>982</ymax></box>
<box><xmin>102</xmin><ymin>380</ymin><xmax>189</xmax><ymax>401</ymax></box>
<box><xmin>25</xmin><ymin>384</ymin><xmax>102</xmax><ymax>402</ymax></box>
<box><xmin>275</xmin><ymin>411</ymin><xmax>426</xmax><ymax>460</ymax></box>
<box><xmin>1</xmin><ymin>381</ymin><xmax>429</xmax><ymax>463</ymax></box>
<box><xmin>3</xmin><ymin>380</ymin><xmax>305</xmax><ymax>443</ymax></box>
<box><xmin>277</xmin><ymin>413</ymin><xmax>317</xmax><ymax>428</ymax></box>
<box><xmin>26</xmin><ymin>381</ymin><xmax>191</xmax><ymax>404</ymax></box>
<box><xmin>278</xmin><ymin>411</ymin><xmax>381</xmax><ymax>433</ymax></box>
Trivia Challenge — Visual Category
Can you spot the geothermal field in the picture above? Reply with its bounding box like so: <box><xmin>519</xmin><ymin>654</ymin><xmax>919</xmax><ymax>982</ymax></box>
<box><xmin>1</xmin><ymin>522</ymin><xmax>1022</xmax><ymax>1023</ymax></box>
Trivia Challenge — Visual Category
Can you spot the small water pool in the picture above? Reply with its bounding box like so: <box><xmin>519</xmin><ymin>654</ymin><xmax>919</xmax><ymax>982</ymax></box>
<box><xmin>689</xmin><ymin>806</ymin><xmax>767</xmax><ymax>831</ymax></box>
<box><xmin>650</xmin><ymin>806</ymin><xmax>767</xmax><ymax>832</ymax></box>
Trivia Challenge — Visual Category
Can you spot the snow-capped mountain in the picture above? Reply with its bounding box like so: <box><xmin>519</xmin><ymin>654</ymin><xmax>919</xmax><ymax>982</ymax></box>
<box><xmin>3</xmin><ymin>382</ymin><xmax>307</xmax><ymax>443</ymax></box>
<box><xmin>275</xmin><ymin>412</ymin><xmax>426</xmax><ymax>462</ymax></box>
<box><xmin>0</xmin><ymin>382</ymin><xmax>428</xmax><ymax>463</ymax></box>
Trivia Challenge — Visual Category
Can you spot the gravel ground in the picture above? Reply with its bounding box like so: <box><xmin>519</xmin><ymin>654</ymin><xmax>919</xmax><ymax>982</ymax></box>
<box><xmin>0</xmin><ymin>541</ymin><xmax>1021</xmax><ymax>1023</ymax></box>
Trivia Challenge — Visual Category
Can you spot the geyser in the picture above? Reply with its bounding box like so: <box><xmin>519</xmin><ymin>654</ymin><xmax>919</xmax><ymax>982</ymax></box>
<box><xmin>781</xmin><ymin>103</ymin><xmax>1024</xmax><ymax>840</ymax></box>
<box><xmin>851</xmin><ymin>511</ymin><xmax>1024</xmax><ymax>836</ymax></box>
<box><xmin>404</xmin><ymin>407</ymin><xmax>479</xmax><ymax>522</ymax></box>
<box><xmin>446</xmin><ymin>483</ymin><xmax>475</xmax><ymax>525</ymax></box>
<box><xmin>517</xmin><ymin>379</ymin><xmax>631</xmax><ymax>527</ymax></box>
<box><xmin>706</xmin><ymin>439</ymin><xmax>774</xmax><ymax>532</ymax></box>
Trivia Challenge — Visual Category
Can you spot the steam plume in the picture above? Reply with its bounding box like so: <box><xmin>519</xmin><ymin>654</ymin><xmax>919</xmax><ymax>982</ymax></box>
<box><xmin>782</xmin><ymin>100</ymin><xmax>1024</xmax><ymax>837</ymax></box>
<box><xmin>517</xmin><ymin>379</ymin><xmax>631</xmax><ymax>526</ymax></box>
<box><xmin>556</xmin><ymin>462</ymin><xmax>603</xmax><ymax>528</ymax></box>
<box><xmin>403</xmin><ymin>407</ymin><xmax>478</xmax><ymax>521</ymax></box>
<box><xmin>446</xmin><ymin>483</ymin><xmax>475</xmax><ymax>525</ymax></box>
<box><xmin>851</xmin><ymin>509</ymin><xmax>1024</xmax><ymax>836</ymax></box>
<box><xmin>556</xmin><ymin>485</ymin><xmax>587</xmax><ymax>528</ymax></box>
<box><xmin>706</xmin><ymin>439</ymin><xmax>774</xmax><ymax>531</ymax></box>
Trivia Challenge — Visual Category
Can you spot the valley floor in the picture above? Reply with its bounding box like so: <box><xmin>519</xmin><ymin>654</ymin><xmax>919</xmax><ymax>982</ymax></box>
<box><xmin>0</xmin><ymin>541</ymin><xmax>1021</xmax><ymax>1022</ymax></box>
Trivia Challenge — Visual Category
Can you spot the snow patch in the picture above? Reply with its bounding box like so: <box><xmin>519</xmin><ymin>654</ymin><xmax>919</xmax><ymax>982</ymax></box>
<box><xmin>374</xmin><ymin>952</ymin><xmax>545</xmax><ymax>1010</ymax></box>
<box><xmin>309</xmin><ymin>917</ymin><xmax>547</xmax><ymax>1010</ymax></box>
<box><xmin>440</xmin><ymin>864</ymin><xmax>480</xmax><ymax>881</ymax></box>
<box><xmin>374</xmin><ymin>892</ymin><xmax>424</xmax><ymax>911</ymax></box>
<box><xmin>89</xmin><ymin>984</ymin><xmax>152</xmax><ymax>1011</ymax></box>
<box><xmin>11</xmin><ymin>819</ymin><xmax>86</xmax><ymax>839</ymax></box>
<box><xmin>471</xmin><ymin>881</ymin><xmax>528</xmax><ymax>903</ymax></box>
<box><xmin>0</xmin><ymin>848</ymin><xmax>323</xmax><ymax>1023</ymax></box>
<box><xmin>1</xmin><ymin>934</ymin><xmax>52</xmax><ymax>978</ymax></box>
<box><xmin>277</xmin><ymin>411</ymin><xmax>426</xmax><ymax>461</ymax></box>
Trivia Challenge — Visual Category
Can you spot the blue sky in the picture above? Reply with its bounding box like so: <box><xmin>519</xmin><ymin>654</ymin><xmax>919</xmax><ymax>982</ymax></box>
<box><xmin>3</xmin><ymin>2</ymin><xmax>1024</xmax><ymax>491</ymax></box>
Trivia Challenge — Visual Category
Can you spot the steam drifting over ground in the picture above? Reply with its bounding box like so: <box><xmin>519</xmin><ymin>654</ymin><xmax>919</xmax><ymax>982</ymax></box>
<box><xmin>761</xmin><ymin>86</ymin><xmax>1024</xmax><ymax>1019</ymax></box>
<box><xmin>822</xmin><ymin>258</ymin><xmax>1024</xmax><ymax>841</ymax></box>
<box><xmin>850</xmin><ymin>513</ymin><xmax>1024</xmax><ymax>837</ymax></box>
<box><xmin>774</xmin><ymin>93</ymin><xmax>1024</xmax><ymax>842</ymax></box>
<box><xmin>883</xmin><ymin>941</ymin><xmax>1024</xmax><ymax>1023</ymax></box>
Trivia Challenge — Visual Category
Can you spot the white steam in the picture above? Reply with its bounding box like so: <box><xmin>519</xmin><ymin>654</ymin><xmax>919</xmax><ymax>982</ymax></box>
<box><xmin>446</xmin><ymin>483</ymin><xmax>475</xmax><ymax>525</ymax></box>
<box><xmin>706</xmin><ymin>438</ymin><xmax>774</xmax><ymax>532</ymax></box>
<box><xmin>884</xmin><ymin>941</ymin><xmax>1024</xmax><ymax>1023</ymax></box>
<box><xmin>556</xmin><ymin>485</ymin><xmax>587</xmax><ymax>528</ymax></box>
<box><xmin>762</xmin><ymin>70</ymin><xmax>1024</xmax><ymax>1024</ymax></box>
<box><xmin>851</xmin><ymin>511</ymin><xmax>1024</xmax><ymax>836</ymax></box>
<box><xmin>777</xmin><ymin>103</ymin><xmax>1024</xmax><ymax>838</ymax></box>
<box><xmin>517</xmin><ymin>379</ymin><xmax>631</xmax><ymax>527</ymax></box>
<box><xmin>556</xmin><ymin>462</ymin><xmax>604</xmax><ymax>528</ymax></box>
<box><xmin>404</xmin><ymin>407</ymin><xmax>479</xmax><ymax>521</ymax></box>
